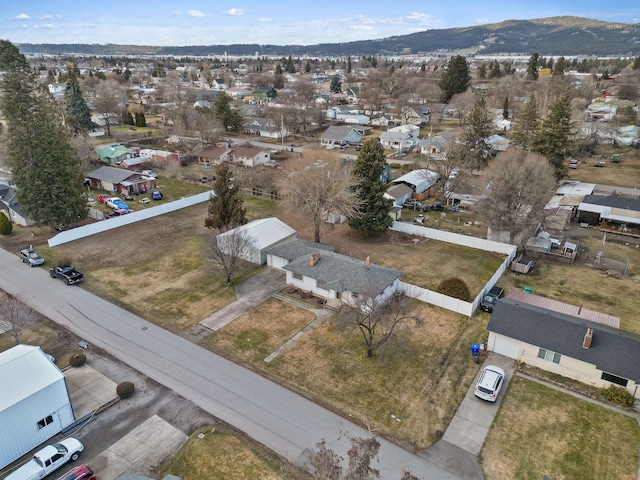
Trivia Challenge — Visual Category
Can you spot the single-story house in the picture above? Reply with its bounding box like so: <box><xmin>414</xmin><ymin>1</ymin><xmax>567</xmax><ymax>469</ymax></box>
<box><xmin>96</xmin><ymin>144</ymin><xmax>133</xmax><ymax>165</ymax></box>
<box><xmin>391</xmin><ymin>169</ymin><xmax>440</xmax><ymax>196</ymax></box>
<box><xmin>487</xmin><ymin>297</ymin><xmax>640</xmax><ymax>399</ymax></box>
<box><xmin>212</xmin><ymin>78</ymin><xmax>227</xmax><ymax>90</ymax></box>
<box><xmin>370</xmin><ymin>113</ymin><xmax>398</xmax><ymax>127</ymax></box>
<box><xmin>230</xmin><ymin>146</ymin><xmax>270</xmax><ymax>167</ymax></box>
<box><xmin>0</xmin><ymin>345</ymin><xmax>75</xmax><ymax>469</ymax></box>
<box><xmin>139</xmin><ymin>149</ymin><xmax>180</xmax><ymax>165</ymax></box>
<box><xmin>243</xmin><ymin>117</ymin><xmax>286</xmax><ymax>139</ymax></box>
<box><xmin>577</xmin><ymin>195</ymin><xmax>640</xmax><ymax>229</ymax></box>
<box><xmin>281</xmin><ymin>250</ymin><xmax>401</xmax><ymax>308</ymax></box>
<box><xmin>0</xmin><ymin>185</ymin><xmax>35</xmax><ymax>227</ymax></box>
<box><xmin>194</xmin><ymin>146</ymin><xmax>232</xmax><ymax>165</ymax></box>
<box><xmin>325</xmin><ymin>107</ymin><xmax>370</xmax><ymax>125</ymax></box>
<box><xmin>419</xmin><ymin>133</ymin><xmax>452</xmax><ymax>159</ymax></box>
<box><xmin>320</xmin><ymin>126</ymin><xmax>361</xmax><ymax>147</ymax></box>
<box><xmin>587</xmin><ymin>102</ymin><xmax>617</xmax><ymax>122</ymax></box>
<box><xmin>266</xmin><ymin>238</ymin><xmax>336</xmax><ymax>269</ymax></box>
<box><xmin>118</xmin><ymin>155</ymin><xmax>151</xmax><ymax>170</ymax></box>
<box><xmin>91</xmin><ymin>112</ymin><xmax>119</xmax><ymax>127</ymax></box>
<box><xmin>379</xmin><ymin>125</ymin><xmax>420</xmax><ymax>150</ymax></box>
<box><xmin>384</xmin><ymin>183</ymin><xmax>414</xmax><ymax>206</ymax></box>
<box><xmin>400</xmin><ymin>106</ymin><xmax>431</xmax><ymax>126</ymax></box>
<box><xmin>617</xmin><ymin>125</ymin><xmax>640</xmax><ymax>146</ymax></box>
<box><xmin>485</xmin><ymin>134</ymin><xmax>510</xmax><ymax>156</ymax></box>
<box><xmin>86</xmin><ymin>166</ymin><xmax>156</xmax><ymax>195</ymax></box>
<box><xmin>217</xmin><ymin>217</ymin><xmax>297</xmax><ymax>265</ymax></box>
<box><xmin>253</xmin><ymin>87</ymin><xmax>277</xmax><ymax>103</ymax></box>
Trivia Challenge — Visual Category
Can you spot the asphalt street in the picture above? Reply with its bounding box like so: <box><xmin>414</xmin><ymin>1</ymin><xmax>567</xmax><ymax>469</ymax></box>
<box><xmin>0</xmin><ymin>248</ymin><xmax>460</xmax><ymax>480</ymax></box>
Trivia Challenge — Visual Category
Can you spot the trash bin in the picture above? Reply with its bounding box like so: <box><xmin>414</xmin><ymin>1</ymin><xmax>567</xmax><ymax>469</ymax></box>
<box><xmin>471</xmin><ymin>343</ymin><xmax>481</xmax><ymax>364</ymax></box>
<box><xmin>523</xmin><ymin>287</ymin><xmax>533</xmax><ymax>294</ymax></box>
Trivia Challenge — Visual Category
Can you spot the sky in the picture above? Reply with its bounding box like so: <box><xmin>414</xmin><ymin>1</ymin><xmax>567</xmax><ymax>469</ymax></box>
<box><xmin>1</xmin><ymin>1</ymin><xmax>640</xmax><ymax>47</ymax></box>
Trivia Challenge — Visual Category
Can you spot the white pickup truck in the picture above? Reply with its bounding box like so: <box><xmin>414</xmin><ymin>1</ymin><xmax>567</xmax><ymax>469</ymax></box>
<box><xmin>6</xmin><ymin>438</ymin><xmax>83</xmax><ymax>480</ymax></box>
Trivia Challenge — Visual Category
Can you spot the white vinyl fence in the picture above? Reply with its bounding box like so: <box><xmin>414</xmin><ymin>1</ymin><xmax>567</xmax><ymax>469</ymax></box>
<box><xmin>391</xmin><ymin>221</ymin><xmax>517</xmax><ymax>316</ymax></box>
<box><xmin>48</xmin><ymin>191</ymin><xmax>214</xmax><ymax>247</ymax></box>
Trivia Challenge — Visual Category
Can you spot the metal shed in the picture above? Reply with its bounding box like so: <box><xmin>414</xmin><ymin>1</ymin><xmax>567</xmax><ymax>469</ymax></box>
<box><xmin>0</xmin><ymin>345</ymin><xmax>74</xmax><ymax>469</ymax></box>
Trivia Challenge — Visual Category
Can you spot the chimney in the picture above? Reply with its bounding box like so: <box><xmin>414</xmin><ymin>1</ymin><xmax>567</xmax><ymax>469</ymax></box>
<box><xmin>365</xmin><ymin>256</ymin><xmax>370</xmax><ymax>266</ymax></box>
<box><xmin>309</xmin><ymin>252</ymin><xmax>321</xmax><ymax>267</ymax></box>
<box><xmin>583</xmin><ymin>327</ymin><xmax>593</xmax><ymax>349</ymax></box>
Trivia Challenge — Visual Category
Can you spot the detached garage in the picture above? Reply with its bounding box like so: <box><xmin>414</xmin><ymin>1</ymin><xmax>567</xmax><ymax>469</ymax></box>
<box><xmin>0</xmin><ymin>345</ymin><xmax>75</xmax><ymax>469</ymax></box>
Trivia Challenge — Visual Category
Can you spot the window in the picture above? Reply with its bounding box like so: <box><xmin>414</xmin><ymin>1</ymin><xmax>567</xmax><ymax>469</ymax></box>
<box><xmin>537</xmin><ymin>348</ymin><xmax>561</xmax><ymax>364</ymax></box>
<box><xmin>292</xmin><ymin>272</ymin><xmax>302</xmax><ymax>281</ymax></box>
<box><xmin>601</xmin><ymin>372</ymin><xmax>628</xmax><ymax>387</ymax></box>
<box><xmin>37</xmin><ymin>415</ymin><xmax>54</xmax><ymax>430</ymax></box>
<box><xmin>352</xmin><ymin>292</ymin><xmax>359</xmax><ymax>299</ymax></box>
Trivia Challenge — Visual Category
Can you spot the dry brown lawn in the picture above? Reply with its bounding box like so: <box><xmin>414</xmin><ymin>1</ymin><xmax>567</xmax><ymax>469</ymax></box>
<box><xmin>567</xmin><ymin>145</ymin><xmax>640</xmax><ymax>188</ymax></box>
<box><xmin>482</xmin><ymin>376</ymin><xmax>639</xmax><ymax>480</ymax></box>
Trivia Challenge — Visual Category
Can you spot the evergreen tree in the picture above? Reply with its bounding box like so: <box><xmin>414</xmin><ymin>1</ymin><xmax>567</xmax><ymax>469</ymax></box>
<box><xmin>125</xmin><ymin>111</ymin><xmax>135</xmax><ymax>125</ymax></box>
<box><xmin>477</xmin><ymin>63</ymin><xmax>487</xmax><ymax>79</ymax></box>
<box><xmin>64</xmin><ymin>73</ymin><xmax>93</xmax><ymax>132</ymax></box>
<box><xmin>464</xmin><ymin>97</ymin><xmax>492</xmax><ymax>166</ymax></box>
<box><xmin>347</xmin><ymin>56</ymin><xmax>352</xmax><ymax>74</ymax></box>
<box><xmin>633</xmin><ymin>57</ymin><xmax>640</xmax><ymax>70</ymax></box>
<box><xmin>510</xmin><ymin>93</ymin><xmax>540</xmax><ymax>151</ymax></box>
<box><xmin>215</xmin><ymin>92</ymin><xmax>243</xmax><ymax>131</ymax></box>
<box><xmin>349</xmin><ymin>139</ymin><xmax>393</xmax><ymax>235</ymax></box>
<box><xmin>502</xmin><ymin>96</ymin><xmax>509</xmax><ymax>120</ymax></box>
<box><xmin>438</xmin><ymin>55</ymin><xmax>471</xmax><ymax>103</ymax></box>
<box><xmin>305</xmin><ymin>60</ymin><xmax>311</xmax><ymax>73</ymax></box>
<box><xmin>330</xmin><ymin>75</ymin><xmax>342</xmax><ymax>93</ymax></box>
<box><xmin>0</xmin><ymin>212</ymin><xmax>12</xmax><ymax>235</ymax></box>
<box><xmin>286</xmin><ymin>55</ymin><xmax>296</xmax><ymax>74</ymax></box>
<box><xmin>527</xmin><ymin>52</ymin><xmax>540</xmax><ymax>80</ymax></box>
<box><xmin>533</xmin><ymin>90</ymin><xmax>576</xmax><ymax>180</ymax></box>
<box><xmin>553</xmin><ymin>56</ymin><xmax>566</xmax><ymax>76</ymax></box>
<box><xmin>0</xmin><ymin>40</ymin><xmax>87</xmax><ymax>229</ymax></box>
<box><xmin>488</xmin><ymin>60</ymin><xmax>501</xmax><ymax>79</ymax></box>
<box><xmin>204</xmin><ymin>163</ymin><xmax>247</xmax><ymax>229</ymax></box>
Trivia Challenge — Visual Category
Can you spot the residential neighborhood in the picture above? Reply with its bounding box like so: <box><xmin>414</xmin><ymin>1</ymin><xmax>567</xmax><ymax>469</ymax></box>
<box><xmin>1</xmin><ymin>17</ymin><xmax>640</xmax><ymax>480</ymax></box>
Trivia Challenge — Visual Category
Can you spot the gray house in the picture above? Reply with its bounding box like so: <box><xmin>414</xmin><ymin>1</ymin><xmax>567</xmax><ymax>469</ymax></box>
<box><xmin>320</xmin><ymin>126</ymin><xmax>361</xmax><ymax>147</ymax></box>
<box><xmin>0</xmin><ymin>185</ymin><xmax>34</xmax><ymax>227</ymax></box>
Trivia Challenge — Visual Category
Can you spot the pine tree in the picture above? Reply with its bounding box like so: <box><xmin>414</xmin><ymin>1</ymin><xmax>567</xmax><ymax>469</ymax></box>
<box><xmin>215</xmin><ymin>92</ymin><xmax>243</xmax><ymax>131</ymax></box>
<box><xmin>349</xmin><ymin>139</ymin><xmax>393</xmax><ymax>235</ymax></box>
<box><xmin>0</xmin><ymin>40</ymin><xmax>87</xmax><ymax>229</ymax></box>
<box><xmin>553</xmin><ymin>56</ymin><xmax>566</xmax><ymax>76</ymax></box>
<box><xmin>527</xmin><ymin>52</ymin><xmax>540</xmax><ymax>80</ymax></box>
<box><xmin>533</xmin><ymin>90</ymin><xmax>576</xmax><ymax>180</ymax></box>
<box><xmin>510</xmin><ymin>93</ymin><xmax>540</xmax><ymax>151</ymax></box>
<box><xmin>330</xmin><ymin>75</ymin><xmax>342</xmax><ymax>93</ymax></box>
<box><xmin>477</xmin><ymin>63</ymin><xmax>487</xmax><ymax>79</ymax></box>
<box><xmin>204</xmin><ymin>163</ymin><xmax>247</xmax><ymax>229</ymax></box>
<box><xmin>464</xmin><ymin>97</ymin><xmax>492</xmax><ymax>166</ymax></box>
<box><xmin>502</xmin><ymin>96</ymin><xmax>509</xmax><ymax>120</ymax></box>
<box><xmin>64</xmin><ymin>73</ymin><xmax>93</xmax><ymax>132</ymax></box>
<box><xmin>305</xmin><ymin>60</ymin><xmax>311</xmax><ymax>73</ymax></box>
<box><xmin>347</xmin><ymin>55</ymin><xmax>352</xmax><ymax>74</ymax></box>
<box><xmin>438</xmin><ymin>55</ymin><xmax>471</xmax><ymax>103</ymax></box>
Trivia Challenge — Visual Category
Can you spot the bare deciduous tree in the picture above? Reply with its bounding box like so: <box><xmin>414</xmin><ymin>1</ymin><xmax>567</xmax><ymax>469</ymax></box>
<box><xmin>478</xmin><ymin>149</ymin><xmax>556</xmax><ymax>245</ymax></box>
<box><xmin>336</xmin><ymin>292</ymin><xmax>421</xmax><ymax>358</ymax></box>
<box><xmin>345</xmin><ymin>435</ymin><xmax>380</xmax><ymax>480</ymax></box>
<box><xmin>93</xmin><ymin>78</ymin><xmax>126</xmax><ymax>136</ymax></box>
<box><xmin>204</xmin><ymin>227</ymin><xmax>253</xmax><ymax>285</ymax></box>
<box><xmin>309</xmin><ymin>439</ymin><xmax>343</xmax><ymax>480</ymax></box>
<box><xmin>0</xmin><ymin>295</ymin><xmax>38</xmax><ymax>344</ymax></box>
<box><xmin>277</xmin><ymin>149</ymin><xmax>359</xmax><ymax>243</ymax></box>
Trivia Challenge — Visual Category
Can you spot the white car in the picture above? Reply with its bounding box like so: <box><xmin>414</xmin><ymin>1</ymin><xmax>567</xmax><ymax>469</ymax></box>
<box><xmin>140</xmin><ymin>169</ymin><xmax>157</xmax><ymax>178</ymax></box>
<box><xmin>6</xmin><ymin>438</ymin><xmax>84</xmax><ymax>480</ymax></box>
<box><xmin>474</xmin><ymin>365</ymin><xmax>505</xmax><ymax>402</ymax></box>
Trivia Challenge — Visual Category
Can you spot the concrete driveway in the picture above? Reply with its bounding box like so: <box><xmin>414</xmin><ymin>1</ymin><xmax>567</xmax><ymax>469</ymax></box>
<box><xmin>441</xmin><ymin>353</ymin><xmax>514</xmax><ymax>456</ymax></box>
<box><xmin>200</xmin><ymin>267</ymin><xmax>285</xmax><ymax>331</ymax></box>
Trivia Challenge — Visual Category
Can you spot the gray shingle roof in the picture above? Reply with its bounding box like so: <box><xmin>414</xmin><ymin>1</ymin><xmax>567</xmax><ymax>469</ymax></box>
<box><xmin>488</xmin><ymin>298</ymin><xmax>640</xmax><ymax>381</ymax></box>
<box><xmin>321</xmin><ymin>126</ymin><xmax>357</xmax><ymax>141</ymax></box>
<box><xmin>88</xmin><ymin>166</ymin><xmax>138</xmax><ymax>184</ymax></box>
<box><xmin>283</xmin><ymin>251</ymin><xmax>400</xmax><ymax>296</ymax></box>
<box><xmin>265</xmin><ymin>238</ymin><xmax>335</xmax><ymax>262</ymax></box>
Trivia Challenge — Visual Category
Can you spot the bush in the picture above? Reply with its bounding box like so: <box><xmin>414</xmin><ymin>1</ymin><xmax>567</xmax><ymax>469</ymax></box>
<box><xmin>600</xmin><ymin>385</ymin><xmax>634</xmax><ymax>408</ymax></box>
<box><xmin>0</xmin><ymin>213</ymin><xmax>12</xmax><ymax>235</ymax></box>
<box><xmin>68</xmin><ymin>351</ymin><xmax>86</xmax><ymax>367</ymax></box>
<box><xmin>437</xmin><ymin>277</ymin><xmax>470</xmax><ymax>301</ymax></box>
<box><xmin>116</xmin><ymin>381</ymin><xmax>135</xmax><ymax>398</ymax></box>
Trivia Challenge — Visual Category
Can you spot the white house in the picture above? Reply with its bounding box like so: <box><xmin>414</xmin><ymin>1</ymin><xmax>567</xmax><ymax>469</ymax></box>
<box><xmin>487</xmin><ymin>297</ymin><xmax>640</xmax><ymax>399</ymax></box>
<box><xmin>378</xmin><ymin>124</ymin><xmax>420</xmax><ymax>150</ymax></box>
<box><xmin>281</xmin><ymin>250</ymin><xmax>401</xmax><ymax>308</ymax></box>
<box><xmin>217</xmin><ymin>217</ymin><xmax>297</xmax><ymax>265</ymax></box>
<box><xmin>230</xmin><ymin>146</ymin><xmax>270</xmax><ymax>167</ymax></box>
<box><xmin>0</xmin><ymin>345</ymin><xmax>75</xmax><ymax>469</ymax></box>
<box><xmin>265</xmin><ymin>238</ymin><xmax>336</xmax><ymax>269</ymax></box>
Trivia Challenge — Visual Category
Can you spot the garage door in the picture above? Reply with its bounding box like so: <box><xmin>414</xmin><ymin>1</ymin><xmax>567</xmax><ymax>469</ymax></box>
<box><xmin>492</xmin><ymin>335</ymin><xmax>520</xmax><ymax>359</ymax></box>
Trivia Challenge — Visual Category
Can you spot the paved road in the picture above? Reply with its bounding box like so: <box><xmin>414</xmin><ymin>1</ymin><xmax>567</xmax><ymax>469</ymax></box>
<box><xmin>0</xmin><ymin>248</ymin><xmax>459</xmax><ymax>480</ymax></box>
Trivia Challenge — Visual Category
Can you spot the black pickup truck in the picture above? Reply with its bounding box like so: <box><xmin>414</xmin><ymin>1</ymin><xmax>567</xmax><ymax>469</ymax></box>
<box><xmin>49</xmin><ymin>265</ymin><xmax>84</xmax><ymax>285</ymax></box>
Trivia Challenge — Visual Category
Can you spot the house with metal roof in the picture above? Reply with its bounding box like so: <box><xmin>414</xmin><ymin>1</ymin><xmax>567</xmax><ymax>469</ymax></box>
<box><xmin>487</xmin><ymin>298</ymin><xmax>640</xmax><ymax>398</ymax></box>
<box><xmin>391</xmin><ymin>169</ymin><xmax>440</xmax><ymax>195</ymax></box>
<box><xmin>577</xmin><ymin>194</ymin><xmax>640</xmax><ymax>229</ymax></box>
<box><xmin>86</xmin><ymin>166</ymin><xmax>156</xmax><ymax>195</ymax></box>
<box><xmin>96</xmin><ymin>144</ymin><xmax>132</xmax><ymax>165</ymax></box>
<box><xmin>0</xmin><ymin>345</ymin><xmax>75</xmax><ymax>469</ymax></box>
<box><xmin>281</xmin><ymin>250</ymin><xmax>401</xmax><ymax>308</ymax></box>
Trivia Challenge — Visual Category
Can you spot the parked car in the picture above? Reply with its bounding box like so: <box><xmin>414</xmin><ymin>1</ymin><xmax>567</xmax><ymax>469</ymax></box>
<box><xmin>403</xmin><ymin>199</ymin><xmax>427</xmax><ymax>211</ymax></box>
<box><xmin>568</xmin><ymin>158</ymin><xmax>579</xmax><ymax>169</ymax></box>
<box><xmin>479</xmin><ymin>286</ymin><xmax>504</xmax><ymax>313</ymax></box>
<box><xmin>355</xmin><ymin>144</ymin><xmax>363</xmax><ymax>151</ymax></box>
<box><xmin>5</xmin><ymin>438</ymin><xmax>84</xmax><ymax>480</ymax></box>
<box><xmin>49</xmin><ymin>265</ymin><xmax>84</xmax><ymax>285</ymax></box>
<box><xmin>19</xmin><ymin>248</ymin><xmax>45</xmax><ymax>267</ymax></box>
<box><xmin>151</xmin><ymin>191</ymin><xmax>163</xmax><ymax>200</ymax></box>
<box><xmin>107</xmin><ymin>198</ymin><xmax>129</xmax><ymax>210</ymax></box>
<box><xmin>474</xmin><ymin>365</ymin><xmax>505</xmax><ymax>402</ymax></box>
<box><xmin>140</xmin><ymin>169</ymin><xmax>158</xmax><ymax>178</ymax></box>
<box><xmin>430</xmin><ymin>201</ymin><xmax>445</xmax><ymax>211</ymax></box>
<box><xmin>610</xmin><ymin>153</ymin><xmax>621</xmax><ymax>163</ymax></box>
<box><xmin>97</xmin><ymin>194</ymin><xmax>111</xmax><ymax>204</ymax></box>
<box><xmin>55</xmin><ymin>464</ymin><xmax>95</xmax><ymax>480</ymax></box>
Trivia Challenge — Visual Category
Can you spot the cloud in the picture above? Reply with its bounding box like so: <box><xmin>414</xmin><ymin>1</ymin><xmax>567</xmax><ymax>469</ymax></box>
<box><xmin>33</xmin><ymin>24</ymin><xmax>57</xmax><ymax>29</ymax></box>
<box><xmin>350</xmin><ymin>25</ymin><xmax>373</xmax><ymax>30</ymax></box>
<box><xmin>475</xmin><ymin>18</ymin><xmax>489</xmax><ymax>24</ymax></box>
<box><xmin>224</xmin><ymin>8</ymin><xmax>246</xmax><ymax>16</ymax></box>
<box><xmin>14</xmin><ymin>13</ymin><xmax>31</xmax><ymax>20</ymax></box>
<box><xmin>38</xmin><ymin>14</ymin><xmax>62</xmax><ymax>20</ymax></box>
<box><xmin>173</xmin><ymin>11</ymin><xmax>183</xmax><ymax>16</ymax></box>
<box><xmin>187</xmin><ymin>10</ymin><xmax>211</xmax><ymax>17</ymax></box>
<box><xmin>258</xmin><ymin>17</ymin><xmax>272</xmax><ymax>23</ymax></box>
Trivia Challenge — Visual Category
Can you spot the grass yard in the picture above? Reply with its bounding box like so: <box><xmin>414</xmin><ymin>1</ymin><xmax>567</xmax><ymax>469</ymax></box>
<box><xmin>498</xmin><ymin>261</ymin><xmax>640</xmax><ymax>334</ymax></box>
<box><xmin>482</xmin><ymin>376</ymin><xmax>639</xmax><ymax>480</ymax></box>
<box><xmin>208</xmin><ymin>298</ymin><xmax>487</xmax><ymax>450</ymax></box>
<box><xmin>566</xmin><ymin>146</ymin><xmax>640</xmax><ymax>188</ymax></box>
<box><xmin>160</xmin><ymin>426</ymin><xmax>307</xmax><ymax>480</ymax></box>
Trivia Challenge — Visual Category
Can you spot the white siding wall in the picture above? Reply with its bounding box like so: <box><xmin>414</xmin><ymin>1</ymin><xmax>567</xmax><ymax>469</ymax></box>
<box><xmin>0</xmin><ymin>378</ymin><xmax>73</xmax><ymax>469</ymax></box>
<box><xmin>266</xmin><ymin>254</ymin><xmax>288</xmax><ymax>269</ymax></box>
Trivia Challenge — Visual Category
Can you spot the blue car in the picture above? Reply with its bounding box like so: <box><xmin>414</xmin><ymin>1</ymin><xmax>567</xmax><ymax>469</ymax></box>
<box><xmin>152</xmin><ymin>191</ymin><xmax>163</xmax><ymax>200</ymax></box>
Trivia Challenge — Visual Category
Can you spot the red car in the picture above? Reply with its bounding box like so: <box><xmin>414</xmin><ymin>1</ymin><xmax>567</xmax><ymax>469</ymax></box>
<box><xmin>55</xmin><ymin>464</ymin><xmax>95</xmax><ymax>480</ymax></box>
<box><xmin>97</xmin><ymin>194</ymin><xmax>112</xmax><ymax>204</ymax></box>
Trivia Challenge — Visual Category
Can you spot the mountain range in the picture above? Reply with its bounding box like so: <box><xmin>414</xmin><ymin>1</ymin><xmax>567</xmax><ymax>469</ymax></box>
<box><xmin>17</xmin><ymin>16</ymin><xmax>640</xmax><ymax>58</ymax></box>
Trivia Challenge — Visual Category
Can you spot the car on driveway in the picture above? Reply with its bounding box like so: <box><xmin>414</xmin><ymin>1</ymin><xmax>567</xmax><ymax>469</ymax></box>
<box><xmin>474</xmin><ymin>365</ymin><xmax>505</xmax><ymax>402</ymax></box>
<box><xmin>479</xmin><ymin>286</ymin><xmax>504</xmax><ymax>313</ymax></box>
<box><xmin>55</xmin><ymin>464</ymin><xmax>95</xmax><ymax>480</ymax></box>
<box><xmin>19</xmin><ymin>248</ymin><xmax>45</xmax><ymax>267</ymax></box>
<box><xmin>403</xmin><ymin>199</ymin><xmax>427</xmax><ymax>211</ymax></box>
<box><xmin>5</xmin><ymin>438</ymin><xmax>83</xmax><ymax>480</ymax></box>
